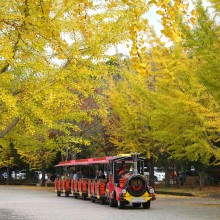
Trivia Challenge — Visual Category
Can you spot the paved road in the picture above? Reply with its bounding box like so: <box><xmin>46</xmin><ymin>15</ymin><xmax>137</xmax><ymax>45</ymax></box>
<box><xmin>0</xmin><ymin>186</ymin><xmax>220</xmax><ymax>220</ymax></box>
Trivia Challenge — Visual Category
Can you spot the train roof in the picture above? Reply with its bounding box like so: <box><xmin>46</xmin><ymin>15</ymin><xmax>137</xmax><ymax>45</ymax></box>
<box><xmin>54</xmin><ymin>156</ymin><xmax>115</xmax><ymax>167</ymax></box>
<box><xmin>54</xmin><ymin>154</ymin><xmax>145</xmax><ymax>167</ymax></box>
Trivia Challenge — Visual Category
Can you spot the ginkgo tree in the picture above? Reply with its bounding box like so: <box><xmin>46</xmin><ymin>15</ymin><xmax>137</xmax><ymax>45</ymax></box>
<box><xmin>209</xmin><ymin>0</ymin><xmax>220</xmax><ymax>11</ymax></box>
<box><xmin>155</xmin><ymin>5</ymin><xmax>220</xmax><ymax>164</ymax></box>
<box><xmin>182</xmin><ymin>0</ymin><xmax>220</xmax><ymax>103</ymax></box>
<box><xmin>102</xmin><ymin>0</ymin><xmax>220</xmax><ymax>169</ymax></box>
<box><xmin>0</xmin><ymin>0</ymin><xmax>131</xmax><ymax>182</ymax></box>
<box><xmin>1</xmin><ymin>0</ymin><xmax>219</xmax><ymax>187</ymax></box>
<box><xmin>102</xmin><ymin>0</ymin><xmax>192</xmax><ymax>152</ymax></box>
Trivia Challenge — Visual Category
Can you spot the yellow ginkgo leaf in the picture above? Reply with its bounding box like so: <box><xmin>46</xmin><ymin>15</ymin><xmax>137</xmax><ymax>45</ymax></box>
<box><xmin>156</xmin><ymin>10</ymin><xmax>165</xmax><ymax>15</ymax></box>
<box><xmin>190</xmin><ymin>17</ymin><xmax>197</xmax><ymax>24</ymax></box>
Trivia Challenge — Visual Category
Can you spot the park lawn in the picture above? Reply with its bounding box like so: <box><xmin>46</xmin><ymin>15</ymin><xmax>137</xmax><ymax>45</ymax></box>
<box><xmin>155</xmin><ymin>185</ymin><xmax>220</xmax><ymax>198</ymax></box>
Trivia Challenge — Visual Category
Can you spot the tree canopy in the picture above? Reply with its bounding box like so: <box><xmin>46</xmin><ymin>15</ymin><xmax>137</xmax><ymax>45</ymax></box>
<box><xmin>0</xmin><ymin>0</ymin><xmax>219</xmax><ymax>173</ymax></box>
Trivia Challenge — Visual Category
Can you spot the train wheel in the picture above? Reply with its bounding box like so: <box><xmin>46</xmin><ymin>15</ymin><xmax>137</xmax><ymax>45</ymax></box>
<box><xmin>117</xmin><ymin>200</ymin><xmax>125</xmax><ymax>209</ymax></box>
<box><xmin>100</xmin><ymin>198</ymin><xmax>105</xmax><ymax>205</ymax></box>
<box><xmin>133</xmin><ymin>203</ymin><xmax>141</xmax><ymax>208</ymax></box>
<box><xmin>57</xmin><ymin>191</ymin><xmax>61</xmax><ymax>197</ymax></box>
<box><xmin>109</xmin><ymin>199</ymin><xmax>116</xmax><ymax>207</ymax></box>
<box><xmin>142</xmin><ymin>201</ymin><xmax>151</xmax><ymax>209</ymax></box>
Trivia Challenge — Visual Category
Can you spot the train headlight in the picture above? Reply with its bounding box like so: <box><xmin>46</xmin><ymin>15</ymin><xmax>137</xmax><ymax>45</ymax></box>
<box><xmin>149</xmin><ymin>188</ymin><xmax>154</xmax><ymax>194</ymax></box>
<box><xmin>122</xmin><ymin>189</ymin><xmax>127</xmax><ymax>194</ymax></box>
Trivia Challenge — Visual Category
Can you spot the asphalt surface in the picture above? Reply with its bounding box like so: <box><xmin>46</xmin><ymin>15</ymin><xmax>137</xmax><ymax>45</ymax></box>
<box><xmin>0</xmin><ymin>186</ymin><xmax>220</xmax><ymax>220</ymax></box>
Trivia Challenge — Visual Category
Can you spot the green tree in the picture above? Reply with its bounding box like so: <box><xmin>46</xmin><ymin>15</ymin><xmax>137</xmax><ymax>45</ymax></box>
<box><xmin>146</xmin><ymin>1</ymin><xmax>220</xmax><ymax>165</ymax></box>
<box><xmin>183</xmin><ymin>0</ymin><xmax>220</xmax><ymax>102</ymax></box>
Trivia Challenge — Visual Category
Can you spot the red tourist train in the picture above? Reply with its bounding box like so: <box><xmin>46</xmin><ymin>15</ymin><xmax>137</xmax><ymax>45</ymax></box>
<box><xmin>54</xmin><ymin>153</ymin><xmax>156</xmax><ymax>209</ymax></box>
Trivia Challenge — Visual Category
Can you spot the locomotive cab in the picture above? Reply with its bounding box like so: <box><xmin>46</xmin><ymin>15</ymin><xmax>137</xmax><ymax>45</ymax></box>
<box><xmin>107</xmin><ymin>153</ymin><xmax>156</xmax><ymax>209</ymax></box>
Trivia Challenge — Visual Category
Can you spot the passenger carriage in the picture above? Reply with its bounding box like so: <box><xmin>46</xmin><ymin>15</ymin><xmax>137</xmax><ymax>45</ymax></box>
<box><xmin>54</xmin><ymin>153</ymin><xmax>156</xmax><ymax>209</ymax></box>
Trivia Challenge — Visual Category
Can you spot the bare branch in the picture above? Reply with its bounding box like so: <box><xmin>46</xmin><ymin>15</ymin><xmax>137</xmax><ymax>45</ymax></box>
<box><xmin>0</xmin><ymin>63</ymin><xmax>10</xmax><ymax>74</ymax></box>
<box><xmin>0</xmin><ymin>117</ymin><xmax>20</xmax><ymax>138</ymax></box>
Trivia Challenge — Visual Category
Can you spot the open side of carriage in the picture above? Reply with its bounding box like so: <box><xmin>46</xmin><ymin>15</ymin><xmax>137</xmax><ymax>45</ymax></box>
<box><xmin>54</xmin><ymin>153</ymin><xmax>156</xmax><ymax>209</ymax></box>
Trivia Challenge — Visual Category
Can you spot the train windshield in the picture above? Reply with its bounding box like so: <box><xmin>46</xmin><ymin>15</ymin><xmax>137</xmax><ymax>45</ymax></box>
<box><xmin>112</xmin><ymin>158</ymin><xmax>145</xmax><ymax>183</ymax></box>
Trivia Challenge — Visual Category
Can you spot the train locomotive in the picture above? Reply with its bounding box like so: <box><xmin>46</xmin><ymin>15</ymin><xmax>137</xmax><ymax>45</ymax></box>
<box><xmin>54</xmin><ymin>153</ymin><xmax>156</xmax><ymax>209</ymax></box>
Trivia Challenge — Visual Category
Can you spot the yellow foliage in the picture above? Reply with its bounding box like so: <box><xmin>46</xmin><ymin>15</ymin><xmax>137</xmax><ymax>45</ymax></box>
<box><xmin>190</xmin><ymin>17</ymin><xmax>197</xmax><ymax>24</ymax></box>
<box><xmin>0</xmin><ymin>0</ymin><xmax>219</xmax><ymax>166</ymax></box>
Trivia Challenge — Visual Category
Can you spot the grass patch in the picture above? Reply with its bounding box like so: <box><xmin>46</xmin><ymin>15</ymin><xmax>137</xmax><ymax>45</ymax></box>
<box><xmin>0</xmin><ymin>179</ymin><xmax>38</xmax><ymax>185</ymax></box>
<box><xmin>155</xmin><ymin>185</ymin><xmax>220</xmax><ymax>197</ymax></box>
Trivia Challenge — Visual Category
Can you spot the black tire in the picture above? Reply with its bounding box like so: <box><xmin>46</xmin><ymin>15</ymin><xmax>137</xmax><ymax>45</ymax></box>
<box><xmin>65</xmin><ymin>191</ymin><xmax>69</xmax><ymax>197</ymax></box>
<box><xmin>109</xmin><ymin>199</ymin><xmax>116</xmax><ymax>207</ymax></box>
<box><xmin>143</xmin><ymin>200</ymin><xmax>151</xmax><ymax>209</ymax></box>
<box><xmin>82</xmin><ymin>194</ymin><xmax>86</xmax><ymax>200</ymax></box>
<box><xmin>91</xmin><ymin>198</ymin><xmax>95</xmax><ymax>203</ymax></box>
<box><xmin>118</xmin><ymin>200</ymin><xmax>125</xmax><ymax>209</ymax></box>
<box><xmin>100</xmin><ymin>198</ymin><xmax>105</xmax><ymax>205</ymax></box>
<box><xmin>57</xmin><ymin>191</ymin><xmax>61</xmax><ymax>197</ymax></box>
<box><xmin>133</xmin><ymin>203</ymin><xmax>141</xmax><ymax>208</ymax></box>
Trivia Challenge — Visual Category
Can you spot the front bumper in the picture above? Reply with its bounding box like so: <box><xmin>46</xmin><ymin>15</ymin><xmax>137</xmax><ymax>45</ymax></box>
<box><xmin>120</xmin><ymin>191</ymin><xmax>156</xmax><ymax>203</ymax></box>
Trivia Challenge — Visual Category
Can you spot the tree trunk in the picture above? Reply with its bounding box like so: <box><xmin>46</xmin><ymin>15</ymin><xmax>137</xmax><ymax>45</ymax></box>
<box><xmin>6</xmin><ymin>164</ymin><xmax>10</xmax><ymax>185</ymax></box>
<box><xmin>0</xmin><ymin>117</ymin><xmax>19</xmax><ymax>138</ymax></box>
<box><xmin>41</xmin><ymin>159</ymin><xmax>46</xmax><ymax>187</ymax></box>
<box><xmin>199</xmin><ymin>173</ymin><xmax>203</xmax><ymax>191</ymax></box>
<box><xmin>148</xmin><ymin>156</ymin><xmax>154</xmax><ymax>187</ymax></box>
<box><xmin>164</xmin><ymin>165</ymin><xmax>170</xmax><ymax>187</ymax></box>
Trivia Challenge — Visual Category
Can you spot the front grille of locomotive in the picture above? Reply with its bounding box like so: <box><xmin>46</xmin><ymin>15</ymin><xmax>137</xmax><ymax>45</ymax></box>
<box><xmin>126</xmin><ymin>174</ymin><xmax>148</xmax><ymax>197</ymax></box>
